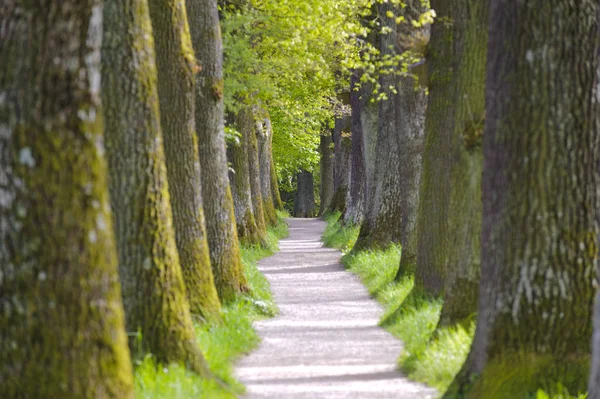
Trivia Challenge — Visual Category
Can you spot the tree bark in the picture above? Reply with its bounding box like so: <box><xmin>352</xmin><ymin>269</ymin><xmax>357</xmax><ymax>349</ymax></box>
<box><xmin>319</xmin><ymin>131</ymin><xmax>335</xmax><ymax>216</ymax></box>
<box><xmin>344</xmin><ymin>71</ymin><xmax>367</xmax><ymax>226</ymax></box>
<box><xmin>330</xmin><ymin>115</ymin><xmax>352</xmax><ymax>214</ymax></box>
<box><xmin>293</xmin><ymin>170</ymin><xmax>316</xmax><ymax>218</ymax></box>
<box><xmin>432</xmin><ymin>0</ymin><xmax>487</xmax><ymax>328</ymax></box>
<box><xmin>257</xmin><ymin>114</ymin><xmax>278</xmax><ymax>226</ymax></box>
<box><xmin>0</xmin><ymin>2</ymin><xmax>134</xmax><ymax>397</ymax></box>
<box><xmin>247</xmin><ymin>107</ymin><xmax>268</xmax><ymax>237</ymax></box>
<box><xmin>102</xmin><ymin>0</ymin><xmax>208</xmax><ymax>375</ymax></box>
<box><xmin>148</xmin><ymin>0</ymin><xmax>221</xmax><ymax>319</ymax></box>
<box><xmin>187</xmin><ymin>0</ymin><xmax>247</xmax><ymax>303</ymax></box>
<box><xmin>229</xmin><ymin>107</ymin><xmax>264</xmax><ymax>246</ymax></box>
<box><xmin>446</xmin><ymin>1</ymin><xmax>600</xmax><ymax>397</ymax></box>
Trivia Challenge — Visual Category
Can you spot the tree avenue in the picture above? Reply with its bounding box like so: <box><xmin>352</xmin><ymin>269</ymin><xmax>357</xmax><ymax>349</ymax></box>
<box><xmin>6</xmin><ymin>0</ymin><xmax>600</xmax><ymax>397</ymax></box>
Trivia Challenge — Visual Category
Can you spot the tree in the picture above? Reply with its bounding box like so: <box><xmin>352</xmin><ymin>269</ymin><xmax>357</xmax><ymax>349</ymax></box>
<box><xmin>293</xmin><ymin>170</ymin><xmax>317</xmax><ymax>218</ymax></box>
<box><xmin>257</xmin><ymin>113</ymin><xmax>278</xmax><ymax>225</ymax></box>
<box><xmin>147</xmin><ymin>0</ymin><xmax>221</xmax><ymax>319</ymax></box>
<box><xmin>319</xmin><ymin>131</ymin><xmax>335</xmax><ymax>215</ymax></box>
<box><xmin>330</xmin><ymin>114</ymin><xmax>352</xmax><ymax>214</ymax></box>
<box><xmin>246</xmin><ymin>106</ymin><xmax>269</xmax><ymax>236</ymax></box>
<box><xmin>446</xmin><ymin>1</ymin><xmax>600</xmax><ymax>397</ymax></box>
<box><xmin>0</xmin><ymin>1</ymin><xmax>134</xmax><ymax>396</ymax></box>
<box><xmin>187</xmin><ymin>0</ymin><xmax>248</xmax><ymax>303</ymax></box>
<box><xmin>229</xmin><ymin>107</ymin><xmax>265</xmax><ymax>246</ymax></box>
<box><xmin>344</xmin><ymin>71</ymin><xmax>367</xmax><ymax>226</ymax></box>
<box><xmin>102</xmin><ymin>0</ymin><xmax>209</xmax><ymax>375</ymax></box>
<box><xmin>354</xmin><ymin>1</ymin><xmax>427</xmax><ymax>256</ymax></box>
<box><xmin>270</xmin><ymin>156</ymin><xmax>284</xmax><ymax>210</ymax></box>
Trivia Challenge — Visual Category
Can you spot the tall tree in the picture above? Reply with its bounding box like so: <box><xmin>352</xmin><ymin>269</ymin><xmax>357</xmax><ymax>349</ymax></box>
<box><xmin>319</xmin><ymin>131</ymin><xmax>335</xmax><ymax>215</ymax></box>
<box><xmin>428</xmin><ymin>0</ymin><xmax>487</xmax><ymax>327</ymax></box>
<box><xmin>147</xmin><ymin>0</ymin><xmax>221</xmax><ymax>319</ymax></box>
<box><xmin>229</xmin><ymin>107</ymin><xmax>265</xmax><ymax>246</ymax></box>
<box><xmin>257</xmin><ymin>114</ymin><xmax>278</xmax><ymax>225</ymax></box>
<box><xmin>446</xmin><ymin>1</ymin><xmax>600</xmax><ymax>397</ymax></box>
<box><xmin>0</xmin><ymin>1</ymin><xmax>134</xmax><ymax>397</ymax></box>
<box><xmin>293</xmin><ymin>170</ymin><xmax>317</xmax><ymax>218</ymax></box>
<box><xmin>330</xmin><ymin>114</ymin><xmax>352</xmax><ymax>214</ymax></box>
<box><xmin>344</xmin><ymin>71</ymin><xmax>367</xmax><ymax>226</ymax></box>
<box><xmin>187</xmin><ymin>0</ymin><xmax>248</xmax><ymax>303</ymax></box>
<box><xmin>354</xmin><ymin>2</ymin><xmax>427</xmax><ymax>256</ymax></box>
<box><xmin>270</xmin><ymin>156</ymin><xmax>284</xmax><ymax>210</ymax></box>
<box><xmin>102</xmin><ymin>0</ymin><xmax>209</xmax><ymax>375</ymax></box>
<box><xmin>246</xmin><ymin>106</ymin><xmax>268</xmax><ymax>237</ymax></box>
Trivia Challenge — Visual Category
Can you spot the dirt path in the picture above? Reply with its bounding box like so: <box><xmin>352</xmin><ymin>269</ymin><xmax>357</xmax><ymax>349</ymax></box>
<box><xmin>235</xmin><ymin>218</ymin><xmax>438</xmax><ymax>398</ymax></box>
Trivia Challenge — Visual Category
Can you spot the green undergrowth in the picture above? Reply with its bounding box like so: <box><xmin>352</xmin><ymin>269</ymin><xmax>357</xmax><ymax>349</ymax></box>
<box><xmin>135</xmin><ymin>214</ymin><xmax>289</xmax><ymax>399</ymax></box>
<box><xmin>322</xmin><ymin>212</ymin><xmax>586</xmax><ymax>399</ymax></box>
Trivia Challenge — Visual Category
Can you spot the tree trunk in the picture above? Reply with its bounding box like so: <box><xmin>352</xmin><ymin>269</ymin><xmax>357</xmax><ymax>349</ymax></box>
<box><xmin>446</xmin><ymin>1</ymin><xmax>600</xmax><ymax>397</ymax></box>
<box><xmin>293</xmin><ymin>170</ymin><xmax>316</xmax><ymax>218</ymax></box>
<box><xmin>319</xmin><ymin>131</ymin><xmax>335</xmax><ymax>216</ymax></box>
<box><xmin>102</xmin><ymin>0</ymin><xmax>208</xmax><ymax>375</ymax></box>
<box><xmin>187</xmin><ymin>0</ymin><xmax>247</xmax><ymax>303</ymax></box>
<box><xmin>246</xmin><ymin>107</ymin><xmax>268</xmax><ymax>237</ymax></box>
<box><xmin>355</xmin><ymin>2</ymin><xmax>427</xmax><ymax>256</ymax></box>
<box><xmin>432</xmin><ymin>0</ymin><xmax>487</xmax><ymax>328</ymax></box>
<box><xmin>270</xmin><ymin>156</ymin><xmax>284</xmax><ymax>210</ymax></box>
<box><xmin>229</xmin><ymin>107</ymin><xmax>264</xmax><ymax>246</ymax></box>
<box><xmin>257</xmin><ymin>114</ymin><xmax>278</xmax><ymax>226</ymax></box>
<box><xmin>0</xmin><ymin>2</ymin><xmax>134</xmax><ymax>397</ymax></box>
<box><xmin>147</xmin><ymin>0</ymin><xmax>221</xmax><ymax>319</ymax></box>
<box><xmin>330</xmin><ymin>115</ymin><xmax>352</xmax><ymax>214</ymax></box>
<box><xmin>344</xmin><ymin>71</ymin><xmax>367</xmax><ymax>226</ymax></box>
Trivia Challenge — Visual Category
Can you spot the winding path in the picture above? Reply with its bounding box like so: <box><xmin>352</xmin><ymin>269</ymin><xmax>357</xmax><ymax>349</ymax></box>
<box><xmin>235</xmin><ymin>218</ymin><xmax>437</xmax><ymax>398</ymax></box>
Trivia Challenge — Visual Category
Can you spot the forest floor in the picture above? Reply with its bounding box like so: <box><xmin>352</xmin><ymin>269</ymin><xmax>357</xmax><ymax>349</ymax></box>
<box><xmin>235</xmin><ymin>218</ymin><xmax>437</xmax><ymax>398</ymax></box>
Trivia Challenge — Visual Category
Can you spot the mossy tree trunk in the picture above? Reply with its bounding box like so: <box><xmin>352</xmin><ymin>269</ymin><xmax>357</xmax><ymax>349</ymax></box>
<box><xmin>229</xmin><ymin>107</ymin><xmax>264</xmax><ymax>246</ymax></box>
<box><xmin>147</xmin><ymin>0</ymin><xmax>221</xmax><ymax>319</ymax></box>
<box><xmin>319</xmin><ymin>131</ymin><xmax>335</xmax><ymax>216</ymax></box>
<box><xmin>102</xmin><ymin>0</ymin><xmax>209</xmax><ymax>375</ymax></box>
<box><xmin>330</xmin><ymin>115</ymin><xmax>352</xmax><ymax>214</ymax></box>
<box><xmin>293</xmin><ymin>170</ymin><xmax>317</xmax><ymax>218</ymax></box>
<box><xmin>445</xmin><ymin>1</ymin><xmax>600</xmax><ymax>397</ymax></box>
<box><xmin>431</xmin><ymin>0</ymin><xmax>487</xmax><ymax>328</ymax></box>
<box><xmin>246</xmin><ymin>106</ymin><xmax>268</xmax><ymax>237</ymax></box>
<box><xmin>257</xmin><ymin>114</ymin><xmax>278</xmax><ymax>226</ymax></box>
<box><xmin>270</xmin><ymin>156</ymin><xmax>284</xmax><ymax>210</ymax></box>
<box><xmin>344</xmin><ymin>71</ymin><xmax>366</xmax><ymax>226</ymax></box>
<box><xmin>355</xmin><ymin>2</ymin><xmax>426</xmax><ymax>256</ymax></box>
<box><xmin>0</xmin><ymin>2</ymin><xmax>134</xmax><ymax>397</ymax></box>
<box><xmin>186</xmin><ymin>0</ymin><xmax>247</xmax><ymax>303</ymax></box>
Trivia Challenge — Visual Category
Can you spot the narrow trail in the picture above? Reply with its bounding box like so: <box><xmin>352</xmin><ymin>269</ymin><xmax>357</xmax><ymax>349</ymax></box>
<box><xmin>235</xmin><ymin>218</ymin><xmax>437</xmax><ymax>398</ymax></box>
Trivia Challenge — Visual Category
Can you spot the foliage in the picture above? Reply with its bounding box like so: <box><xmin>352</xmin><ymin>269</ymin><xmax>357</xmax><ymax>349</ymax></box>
<box><xmin>220</xmin><ymin>0</ymin><xmax>433</xmax><ymax>187</ymax></box>
<box><xmin>135</xmin><ymin>217</ymin><xmax>289</xmax><ymax>398</ymax></box>
<box><xmin>321</xmin><ymin>211</ymin><xmax>360</xmax><ymax>252</ymax></box>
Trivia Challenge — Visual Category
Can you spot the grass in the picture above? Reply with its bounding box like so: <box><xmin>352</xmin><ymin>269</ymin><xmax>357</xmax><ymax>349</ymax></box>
<box><xmin>322</xmin><ymin>212</ymin><xmax>587</xmax><ymax>399</ymax></box>
<box><xmin>135</xmin><ymin>212</ymin><xmax>289</xmax><ymax>399</ymax></box>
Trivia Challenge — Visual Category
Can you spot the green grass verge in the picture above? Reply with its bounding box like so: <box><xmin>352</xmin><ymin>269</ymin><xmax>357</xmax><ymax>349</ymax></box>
<box><xmin>322</xmin><ymin>212</ymin><xmax>587</xmax><ymax>399</ymax></box>
<box><xmin>135</xmin><ymin>215</ymin><xmax>289</xmax><ymax>399</ymax></box>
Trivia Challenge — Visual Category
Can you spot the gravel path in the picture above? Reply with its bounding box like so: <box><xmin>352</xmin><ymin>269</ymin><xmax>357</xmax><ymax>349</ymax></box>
<box><xmin>235</xmin><ymin>218</ymin><xmax>438</xmax><ymax>398</ymax></box>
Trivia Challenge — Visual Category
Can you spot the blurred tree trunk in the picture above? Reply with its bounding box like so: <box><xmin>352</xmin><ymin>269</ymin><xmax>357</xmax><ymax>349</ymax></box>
<box><xmin>355</xmin><ymin>2</ymin><xmax>426</xmax><ymax>256</ymax></box>
<box><xmin>330</xmin><ymin>115</ymin><xmax>352</xmax><ymax>214</ymax></box>
<box><xmin>270</xmin><ymin>156</ymin><xmax>284</xmax><ymax>210</ymax></box>
<box><xmin>148</xmin><ymin>0</ymin><xmax>220</xmax><ymax>319</ymax></box>
<box><xmin>0</xmin><ymin>2</ymin><xmax>134</xmax><ymax>397</ymax></box>
<box><xmin>229</xmin><ymin>107</ymin><xmax>264</xmax><ymax>246</ymax></box>
<box><xmin>446</xmin><ymin>1</ymin><xmax>600</xmax><ymax>397</ymax></box>
<box><xmin>319</xmin><ymin>132</ymin><xmax>335</xmax><ymax>216</ymax></box>
<box><xmin>257</xmin><ymin>114</ymin><xmax>278</xmax><ymax>225</ymax></box>
<box><xmin>102</xmin><ymin>0</ymin><xmax>209</xmax><ymax>375</ymax></box>
<box><xmin>344</xmin><ymin>71</ymin><xmax>366</xmax><ymax>226</ymax></box>
<box><xmin>293</xmin><ymin>170</ymin><xmax>316</xmax><ymax>218</ymax></box>
<box><xmin>187</xmin><ymin>0</ymin><xmax>247</xmax><ymax>303</ymax></box>
<box><xmin>430</xmin><ymin>0</ymin><xmax>487</xmax><ymax>328</ymax></box>
<box><xmin>246</xmin><ymin>107</ymin><xmax>268</xmax><ymax>236</ymax></box>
